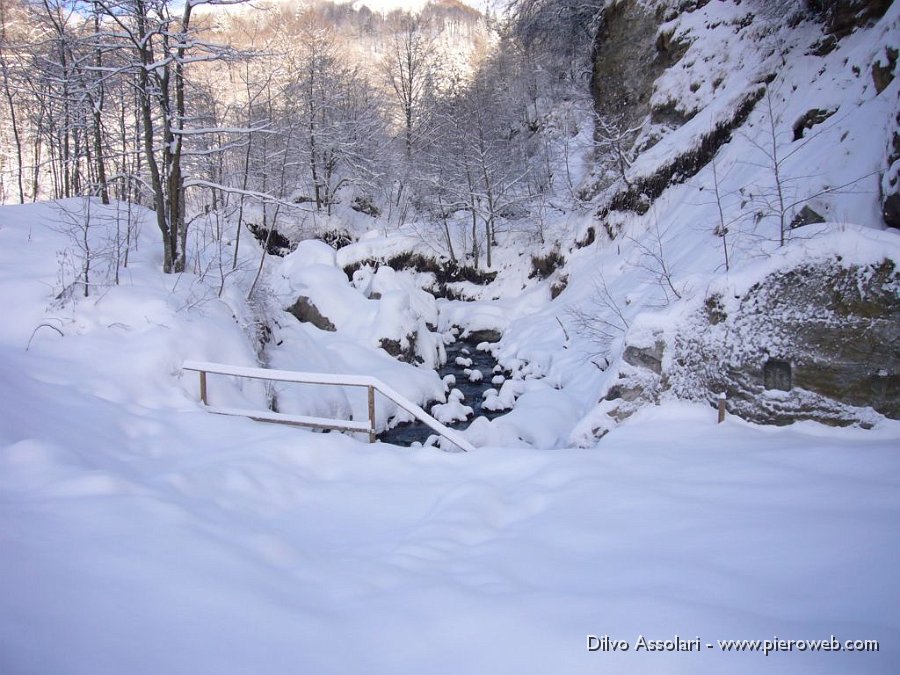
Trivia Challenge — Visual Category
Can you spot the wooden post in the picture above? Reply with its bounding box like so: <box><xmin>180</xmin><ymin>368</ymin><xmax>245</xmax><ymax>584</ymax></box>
<box><xmin>367</xmin><ymin>385</ymin><xmax>376</xmax><ymax>443</ymax></box>
<box><xmin>199</xmin><ymin>371</ymin><xmax>208</xmax><ymax>405</ymax></box>
<box><xmin>717</xmin><ymin>392</ymin><xmax>726</xmax><ymax>424</ymax></box>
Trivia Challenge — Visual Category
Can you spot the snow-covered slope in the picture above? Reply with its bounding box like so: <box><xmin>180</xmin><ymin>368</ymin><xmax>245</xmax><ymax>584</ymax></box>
<box><xmin>1</xmin><ymin>202</ymin><xmax>898</xmax><ymax>671</ymax></box>
<box><xmin>434</xmin><ymin>0</ymin><xmax>900</xmax><ymax>443</ymax></box>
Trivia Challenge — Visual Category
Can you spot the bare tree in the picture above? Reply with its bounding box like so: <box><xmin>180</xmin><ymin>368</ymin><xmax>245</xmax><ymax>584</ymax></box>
<box><xmin>593</xmin><ymin>111</ymin><xmax>644</xmax><ymax>189</ymax></box>
<box><xmin>51</xmin><ymin>197</ymin><xmax>135</xmax><ymax>300</ymax></box>
<box><xmin>89</xmin><ymin>0</ymin><xmax>247</xmax><ymax>273</ymax></box>
<box><xmin>0</xmin><ymin>0</ymin><xmax>25</xmax><ymax>203</ymax></box>
<box><xmin>628</xmin><ymin>215</ymin><xmax>682</xmax><ymax>304</ymax></box>
<box><xmin>746</xmin><ymin>89</ymin><xmax>791</xmax><ymax>246</ymax></box>
<box><xmin>701</xmin><ymin>158</ymin><xmax>748</xmax><ymax>272</ymax></box>
<box><xmin>568</xmin><ymin>272</ymin><xmax>630</xmax><ymax>365</ymax></box>
<box><xmin>420</xmin><ymin>66</ymin><xmax>531</xmax><ymax>269</ymax></box>
<box><xmin>382</xmin><ymin>13</ymin><xmax>435</xmax><ymax>160</ymax></box>
<box><xmin>744</xmin><ymin>88</ymin><xmax>877</xmax><ymax>247</ymax></box>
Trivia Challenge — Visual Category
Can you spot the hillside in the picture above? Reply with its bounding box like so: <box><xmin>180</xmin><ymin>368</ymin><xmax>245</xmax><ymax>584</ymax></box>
<box><xmin>303</xmin><ymin>0</ymin><xmax>899</xmax><ymax>443</ymax></box>
<box><xmin>436</xmin><ymin>0</ymin><xmax>899</xmax><ymax>436</ymax></box>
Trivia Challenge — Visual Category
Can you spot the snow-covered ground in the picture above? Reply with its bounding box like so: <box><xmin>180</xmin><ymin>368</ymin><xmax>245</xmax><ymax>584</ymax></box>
<box><xmin>1</xmin><ymin>200</ymin><xmax>899</xmax><ymax>674</ymax></box>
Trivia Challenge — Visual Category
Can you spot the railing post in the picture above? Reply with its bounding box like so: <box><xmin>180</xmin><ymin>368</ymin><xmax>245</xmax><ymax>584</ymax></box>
<box><xmin>200</xmin><ymin>371</ymin><xmax>208</xmax><ymax>405</ymax></box>
<box><xmin>367</xmin><ymin>385</ymin><xmax>376</xmax><ymax>443</ymax></box>
<box><xmin>717</xmin><ymin>392</ymin><xmax>726</xmax><ymax>424</ymax></box>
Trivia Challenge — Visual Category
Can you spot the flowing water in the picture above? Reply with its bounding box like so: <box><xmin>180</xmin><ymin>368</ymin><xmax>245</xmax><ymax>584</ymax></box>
<box><xmin>379</xmin><ymin>339</ymin><xmax>508</xmax><ymax>447</ymax></box>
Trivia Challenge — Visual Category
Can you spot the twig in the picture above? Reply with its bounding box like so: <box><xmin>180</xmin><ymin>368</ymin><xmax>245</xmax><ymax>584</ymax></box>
<box><xmin>555</xmin><ymin>316</ymin><xmax>570</xmax><ymax>344</ymax></box>
<box><xmin>26</xmin><ymin>322</ymin><xmax>65</xmax><ymax>351</ymax></box>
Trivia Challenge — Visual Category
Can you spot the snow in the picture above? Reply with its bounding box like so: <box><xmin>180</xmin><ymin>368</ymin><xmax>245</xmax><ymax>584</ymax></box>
<box><xmin>2</xmin><ymin>2</ymin><xmax>900</xmax><ymax>672</ymax></box>
<box><xmin>436</xmin><ymin>282</ymin><xmax>551</xmax><ymax>338</ymax></box>
<box><xmin>204</xmin><ymin>404</ymin><xmax>373</xmax><ymax>432</ymax></box>
<box><xmin>274</xmin><ymin>249</ymin><xmax>446</xmax><ymax>370</ymax></box>
<box><xmin>425</xmin><ymin>0</ymin><xmax>900</xmax><ymax>449</ymax></box>
<box><xmin>430</xmin><ymin>395</ymin><xmax>473</xmax><ymax>423</ymax></box>
<box><xmin>481</xmin><ymin>377</ymin><xmax>524</xmax><ymax>412</ymax></box>
<box><xmin>287</xmin><ymin>238</ymin><xmax>338</xmax><ymax>267</ymax></box>
<box><xmin>183</xmin><ymin>358</ymin><xmax>385</xmax><ymax>387</ymax></box>
<box><xmin>0</xmin><ymin>194</ymin><xmax>898</xmax><ymax>675</ymax></box>
<box><xmin>3</xmin><ymin>376</ymin><xmax>899</xmax><ymax>673</ymax></box>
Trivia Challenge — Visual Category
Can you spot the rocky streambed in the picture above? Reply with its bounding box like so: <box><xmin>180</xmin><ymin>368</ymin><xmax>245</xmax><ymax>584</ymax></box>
<box><xmin>379</xmin><ymin>337</ymin><xmax>510</xmax><ymax>447</ymax></box>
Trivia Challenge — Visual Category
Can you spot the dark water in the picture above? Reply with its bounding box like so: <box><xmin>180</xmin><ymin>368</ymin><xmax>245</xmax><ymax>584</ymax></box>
<box><xmin>379</xmin><ymin>339</ymin><xmax>508</xmax><ymax>446</ymax></box>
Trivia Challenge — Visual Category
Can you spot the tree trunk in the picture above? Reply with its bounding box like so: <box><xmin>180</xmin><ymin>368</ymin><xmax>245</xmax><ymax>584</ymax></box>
<box><xmin>0</xmin><ymin>34</ymin><xmax>24</xmax><ymax>203</ymax></box>
<box><xmin>135</xmin><ymin>0</ymin><xmax>174</xmax><ymax>272</ymax></box>
<box><xmin>91</xmin><ymin>4</ymin><xmax>109</xmax><ymax>204</ymax></box>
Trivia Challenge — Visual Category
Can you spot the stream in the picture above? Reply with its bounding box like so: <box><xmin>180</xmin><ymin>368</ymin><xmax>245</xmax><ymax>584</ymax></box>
<box><xmin>379</xmin><ymin>338</ymin><xmax>508</xmax><ymax>447</ymax></box>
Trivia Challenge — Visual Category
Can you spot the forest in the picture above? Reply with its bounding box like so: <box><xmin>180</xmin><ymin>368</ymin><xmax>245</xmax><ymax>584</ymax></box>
<box><xmin>0</xmin><ymin>0</ymin><xmax>605</xmax><ymax>274</ymax></box>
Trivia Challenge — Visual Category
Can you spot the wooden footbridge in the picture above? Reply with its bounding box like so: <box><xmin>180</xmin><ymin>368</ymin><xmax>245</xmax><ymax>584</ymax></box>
<box><xmin>182</xmin><ymin>361</ymin><xmax>475</xmax><ymax>452</ymax></box>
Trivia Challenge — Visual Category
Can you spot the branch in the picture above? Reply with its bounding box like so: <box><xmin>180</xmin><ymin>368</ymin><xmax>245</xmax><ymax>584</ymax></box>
<box><xmin>26</xmin><ymin>322</ymin><xmax>65</xmax><ymax>351</ymax></box>
<box><xmin>183</xmin><ymin>179</ymin><xmax>315</xmax><ymax>210</ymax></box>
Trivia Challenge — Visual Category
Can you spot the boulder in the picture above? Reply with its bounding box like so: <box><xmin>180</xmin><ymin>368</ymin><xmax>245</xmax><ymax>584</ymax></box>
<box><xmin>379</xmin><ymin>334</ymin><xmax>419</xmax><ymax>364</ymax></box>
<box><xmin>466</xmin><ymin>329</ymin><xmax>502</xmax><ymax>344</ymax></box>
<box><xmin>623</xmin><ymin>340</ymin><xmax>665</xmax><ymax>374</ymax></box>
<box><xmin>293</xmin><ymin>239</ymin><xmax>338</xmax><ymax>267</ymax></box>
<box><xmin>286</xmin><ymin>296</ymin><xmax>336</xmax><ymax>332</ymax></box>
<box><xmin>790</xmin><ymin>205</ymin><xmax>826</xmax><ymax>228</ymax></box>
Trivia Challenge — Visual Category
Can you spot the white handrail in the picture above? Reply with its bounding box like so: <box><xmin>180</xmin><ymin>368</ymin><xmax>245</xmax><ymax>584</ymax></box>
<box><xmin>182</xmin><ymin>360</ymin><xmax>475</xmax><ymax>452</ymax></box>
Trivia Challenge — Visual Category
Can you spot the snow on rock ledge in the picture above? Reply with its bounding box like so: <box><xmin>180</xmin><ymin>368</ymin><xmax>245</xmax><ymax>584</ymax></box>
<box><xmin>274</xmin><ymin>248</ymin><xmax>445</xmax><ymax>369</ymax></box>
<box><xmin>609</xmin><ymin>225</ymin><xmax>900</xmax><ymax>428</ymax></box>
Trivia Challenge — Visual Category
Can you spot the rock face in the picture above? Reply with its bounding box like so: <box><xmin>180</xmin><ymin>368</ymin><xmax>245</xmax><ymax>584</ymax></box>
<box><xmin>790</xmin><ymin>205</ymin><xmax>826</xmax><ymax>229</ymax></box>
<box><xmin>883</xmin><ymin>120</ymin><xmax>899</xmax><ymax>229</ymax></box>
<box><xmin>793</xmin><ymin>108</ymin><xmax>837</xmax><ymax>141</ymax></box>
<box><xmin>588</xmin><ymin>0</ymin><xmax>766</xmax><ymax>222</ymax></box>
<box><xmin>810</xmin><ymin>0</ymin><xmax>893</xmax><ymax>38</ymax></box>
<box><xmin>379</xmin><ymin>335</ymin><xmax>419</xmax><ymax>364</ymax></box>
<box><xmin>595</xmin><ymin>87</ymin><xmax>764</xmax><ymax>224</ymax></box>
<box><xmin>592</xmin><ymin>0</ymin><xmax>678</xmax><ymax>130</ymax></box>
<box><xmin>666</xmin><ymin>258</ymin><xmax>900</xmax><ymax>425</ymax></box>
<box><xmin>884</xmin><ymin>192</ymin><xmax>900</xmax><ymax>229</ymax></box>
<box><xmin>623</xmin><ymin>340</ymin><xmax>665</xmax><ymax>374</ymax></box>
<box><xmin>871</xmin><ymin>46</ymin><xmax>897</xmax><ymax>94</ymax></box>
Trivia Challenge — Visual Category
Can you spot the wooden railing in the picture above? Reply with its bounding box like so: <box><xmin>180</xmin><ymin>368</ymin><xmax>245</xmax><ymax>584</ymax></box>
<box><xmin>182</xmin><ymin>360</ymin><xmax>475</xmax><ymax>452</ymax></box>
